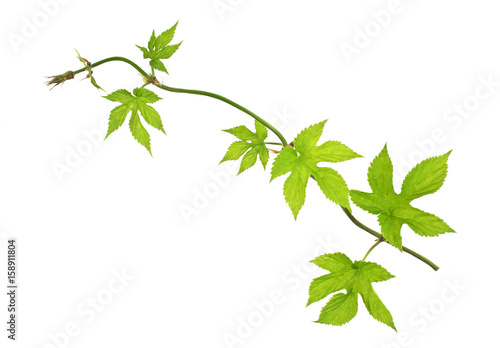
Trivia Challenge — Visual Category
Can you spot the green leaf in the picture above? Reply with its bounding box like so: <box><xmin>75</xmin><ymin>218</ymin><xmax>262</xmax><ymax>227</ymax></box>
<box><xmin>220</xmin><ymin>120</ymin><xmax>270</xmax><ymax>174</ymax></box>
<box><xmin>308</xmin><ymin>252</ymin><xmax>396</xmax><ymax>331</ymax></box>
<box><xmin>350</xmin><ymin>145</ymin><xmax>454</xmax><ymax>251</ymax></box>
<box><xmin>137</xmin><ymin>22</ymin><xmax>182</xmax><ymax>74</ymax></box>
<box><xmin>270</xmin><ymin>120</ymin><xmax>361</xmax><ymax>219</ymax></box>
<box><xmin>103</xmin><ymin>87</ymin><xmax>164</xmax><ymax>155</ymax></box>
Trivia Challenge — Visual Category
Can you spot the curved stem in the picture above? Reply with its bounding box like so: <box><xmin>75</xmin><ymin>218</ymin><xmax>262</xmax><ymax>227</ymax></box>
<box><xmin>362</xmin><ymin>236</ymin><xmax>383</xmax><ymax>261</ymax></box>
<box><xmin>74</xmin><ymin>56</ymin><xmax>151</xmax><ymax>80</ymax></box>
<box><xmin>72</xmin><ymin>56</ymin><xmax>288</xmax><ymax>146</ymax></box>
<box><xmin>63</xmin><ymin>55</ymin><xmax>440</xmax><ymax>272</ymax></box>
<box><xmin>342</xmin><ymin>207</ymin><xmax>439</xmax><ymax>271</ymax></box>
<box><xmin>156</xmin><ymin>84</ymin><xmax>288</xmax><ymax>147</ymax></box>
<box><xmin>71</xmin><ymin>56</ymin><xmax>289</xmax><ymax>147</ymax></box>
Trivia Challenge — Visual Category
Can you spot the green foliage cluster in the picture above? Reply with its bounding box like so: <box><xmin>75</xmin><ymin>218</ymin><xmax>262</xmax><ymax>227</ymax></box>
<box><xmin>136</xmin><ymin>21</ymin><xmax>182</xmax><ymax>74</ymax></box>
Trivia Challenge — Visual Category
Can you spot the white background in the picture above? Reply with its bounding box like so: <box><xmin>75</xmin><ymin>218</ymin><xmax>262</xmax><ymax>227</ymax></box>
<box><xmin>1</xmin><ymin>0</ymin><xmax>499</xmax><ymax>347</ymax></box>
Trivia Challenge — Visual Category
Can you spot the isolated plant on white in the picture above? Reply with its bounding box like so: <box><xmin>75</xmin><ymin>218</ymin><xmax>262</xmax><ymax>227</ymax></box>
<box><xmin>46</xmin><ymin>21</ymin><xmax>455</xmax><ymax>332</ymax></box>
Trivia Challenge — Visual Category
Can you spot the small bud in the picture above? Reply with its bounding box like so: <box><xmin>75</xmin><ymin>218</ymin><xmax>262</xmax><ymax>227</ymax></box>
<box><xmin>45</xmin><ymin>71</ymin><xmax>75</xmax><ymax>90</ymax></box>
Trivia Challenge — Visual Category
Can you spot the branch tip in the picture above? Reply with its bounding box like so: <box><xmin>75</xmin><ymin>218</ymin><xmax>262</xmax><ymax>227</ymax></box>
<box><xmin>46</xmin><ymin>71</ymin><xmax>75</xmax><ymax>90</ymax></box>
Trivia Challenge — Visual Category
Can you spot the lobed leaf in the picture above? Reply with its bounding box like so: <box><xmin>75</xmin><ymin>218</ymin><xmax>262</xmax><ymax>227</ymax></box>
<box><xmin>308</xmin><ymin>253</ymin><xmax>396</xmax><ymax>330</ymax></box>
<box><xmin>350</xmin><ymin>145</ymin><xmax>454</xmax><ymax>251</ymax></box>
<box><xmin>136</xmin><ymin>22</ymin><xmax>182</xmax><ymax>75</ymax></box>
<box><xmin>270</xmin><ymin>120</ymin><xmax>360</xmax><ymax>219</ymax></box>
<box><xmin>103</xmin><ymin>88</ymin><xmax>164</xmax><ymax>155</ymax></box>
<box><xmin>220</xmin><ymin>120</ymin><xmax>270</xmax><ymax>174</ymax></box>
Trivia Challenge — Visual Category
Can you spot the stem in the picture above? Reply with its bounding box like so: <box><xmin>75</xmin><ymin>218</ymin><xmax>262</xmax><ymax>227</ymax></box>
<box><xmin>342</xmin><ymin>207</ymin><xmax>440</xmax><ymax>271</ymax></box>
<box><xmin>362</xmin><ymin>237</ymin><xmax>383</xmax><ymax>261</ymax></box>
<box><xmin>156</xmin><ymin>84</ymin><xmax>288</xmax><ymax>147</ymax></box>
<box><xmin>73</xmin><ymin>56</ymin><xmax>151</xmax><ymax>80</ymax></box>
<box><xmin>65</xmin><ymin>55</ymin><xmax>440</xmax><ymax>272</ymax></box>
<box><xmin>72</xmin><ymin>56</ymin><xmax>288</xmax><ymax>146</ymax></box>
<box><xmin>264</xmin><ymin>142</ymin><xmax>284</xmax><ymax>146</ymax></box>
